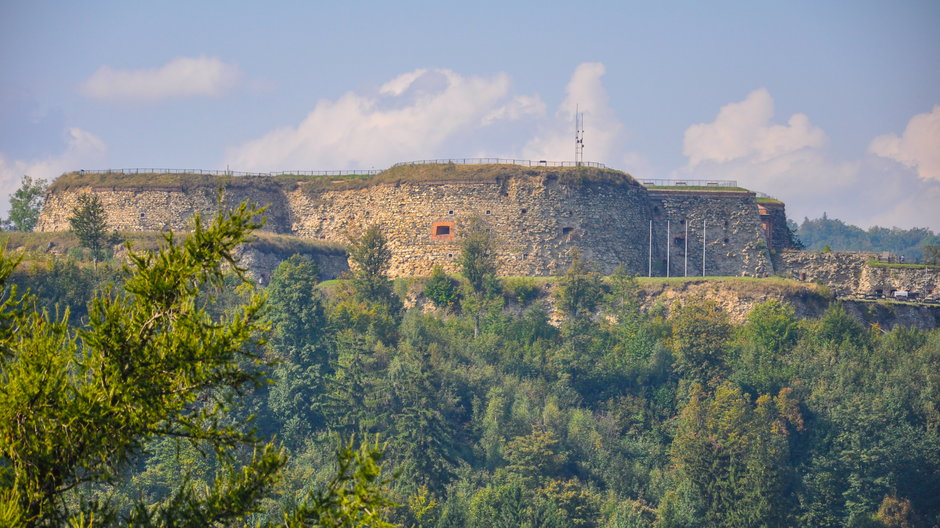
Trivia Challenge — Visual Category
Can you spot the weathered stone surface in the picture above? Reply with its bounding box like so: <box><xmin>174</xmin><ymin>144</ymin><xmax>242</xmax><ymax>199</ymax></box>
<box><xmin>37</xmin><ymin>168</ymin><xmax>777</xmax><ymax>278</ymax></box>
<box><xmin>777</xmin><ymin>250</ymin><xmax>940</xmax><ymax>299</ymax></box>
<box><xmin>647</xmin><ymin>190</ymin><xmax>773</xmax><ymax>278</ymax></box>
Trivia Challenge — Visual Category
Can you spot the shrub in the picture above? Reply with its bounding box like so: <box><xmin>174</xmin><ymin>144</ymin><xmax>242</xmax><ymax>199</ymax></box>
<box><xmin>424</xmin><ymin>265</ymin><xmax>460</xmax><ymax>309</ymax></box>
<box><xmin>502</xmin><ymin>277</ymin><xmax>540</xmax><ymax>306</ymax></box>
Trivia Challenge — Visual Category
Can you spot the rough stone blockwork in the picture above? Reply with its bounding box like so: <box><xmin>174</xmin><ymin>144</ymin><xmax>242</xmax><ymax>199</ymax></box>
<box><xmin>37</xmin><ymin>166</ymin><xmax>781</xmax><ymax>278</ymax></box>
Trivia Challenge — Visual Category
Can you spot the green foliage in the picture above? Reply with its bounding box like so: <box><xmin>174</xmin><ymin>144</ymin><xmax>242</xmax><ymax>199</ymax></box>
<box><xmin>6</xmin><ymin>175</ymin><xmax>47</xmax><ymax>232</ymax></box>
<box><xmin>554</xmin><ymin>252</ymin><xmax>604</xmax><ymax>318</ymax></box>
<box><xmin>6</xmin><ymin>207</ymin><xmax>940</xmax><ymax>526</ymax></box>
<box><xmin>0</xmin><ymin>205</ymin><xmax>401</xmax><ymax>527</ymax></box>
<box><xmin>732</xmin><ymin>300</ymin><xmax>800</xmax><ymax>394</ymax></box>
<box><xmin>348</xmin><ymin>224</ymin><xmax>394</xmax><ymax>303</ymax></box>
<box><xmin>669</xmin><ymin>382</ymin><xmax>803</xmax><ymax>527</ymax></box>
<box><xmin>669</xmin><ymin>299</ymin><xmax>732</xmax><ymax>384</ymax></box>
<box><xmin>67</xmin><ymin>193</ymin><xmax>115</xmax><ymax>269</ymax></box>
<box><xmin>502</xmin><ymin>276</ymin><xmax>540</xmax><ymax>306</ymax></box>
<box><xmin>0</xmin><ymin>204</ymin><xmax>273</xmax><ymax>524</ymax></box>
<box><xmin>797</xmin><ymin>213</ymin><xmax>938</xmax><ymax>261</ymax></box>
<box><xmin>458</xmin><ymin>217</ymin><xmax>498</xmax><ymax>293</ymax></box>
<box><xmin>924</xmin><ymin>244</ymin><xmax>940</xmax><ymax>265</ymax></box>
<box><xmin>268</xmin><ymin>254</ymin><xmax>326</xmax><ymax>363</ymax></box>
<box><xmin>423</xmin><ymin>265</ymin><xmax>460</xmax><ymax>309</ymax></box>
<box><xmin>466</xmin><ymin>480</ymin><xmax>566</xmax><ymax>528</ymax></box>
<box><xmin>275</xmin><ymin>437</ymin><xmax>398</xmax><ymax>528</ymax></box>
<box><xmin>265</xmin><ymin>255</ymin><xmax>328</xmax><ymax>440</ymax></box>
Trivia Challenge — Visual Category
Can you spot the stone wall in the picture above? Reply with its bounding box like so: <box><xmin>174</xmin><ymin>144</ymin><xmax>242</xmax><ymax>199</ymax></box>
<box><xmin>37</xmin><ymin>167</ymin><xmax>778</xmax><ymax>278</ymax></box>
<box><xmin>285</xmin><ymin>175</ymin><xmax>652</xmax><ymax>277</ymax></box>
<box><xmin>234</xmin><ymin>244</ymin><xmax>348</xmax><ymax>285</ymax></box>
<box><xmin>759</xmin><ymin>201</ymin><xmax>791</xmax><ymax>253</ymax></box>
<box><xmin>647</xmin><ymin>190</ymin><xmax>773</xmax><ymax>277</ymax></box>
<box><xmin>36</xmin><ymin>182</ymin><xmax>292</xmax><ymax>234</ymax></box>
<box><xmin>777</xmin><ymin>250</ymin><xmax>940</xmax><ymax>298</ymax></box>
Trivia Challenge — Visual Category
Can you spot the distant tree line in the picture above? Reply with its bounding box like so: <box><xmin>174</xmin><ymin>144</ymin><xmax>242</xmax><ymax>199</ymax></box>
<box><xmin>794</xmin><ymin>213</ymin><xmax>939</xmax><ymax>262</ymax></box>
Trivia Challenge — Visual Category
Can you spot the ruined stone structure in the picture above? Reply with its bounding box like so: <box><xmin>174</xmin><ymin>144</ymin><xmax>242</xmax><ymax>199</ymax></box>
<box><xmin>37</xmin><ymin>163</ymin><xmax>790</xmax><ymax>278</ymax></box>
<box><xmin>777</xmin><ymin>250</ymin><xmax>940</xmax><ymax>299</ymax></box>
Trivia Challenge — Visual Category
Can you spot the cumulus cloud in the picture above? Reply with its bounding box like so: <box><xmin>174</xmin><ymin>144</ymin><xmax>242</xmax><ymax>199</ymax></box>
<box><xmin>520</xmin><ymin>62</ymin><xmax>623</xmax><ymax>164</ymax></box>
<box><xmin>0</xmin><ymin>128</ymin><xmax>107</xmax><ymax>216</ymax></box>
<box><xmin>226</xmin><ymin>68</ymin><xmax>543</xmax><ymax>171</ymax></box>
<box><xmin>82</xmin><ymin>56</ymin><xmax>241</xmax><ymax>102</ymax></box>
<box><xmin>683</xmin><ymin>88</ymin><xmax>827</xmax><ymax>166</ymax></box>
<box><xmin>676</xmin><ymin>90</ymin><xmax>940</xmax><ymax>230</ymax></box>
<box><xmin>482</xmin><ymin>95</ymin><xmax>545</xmax><ymax>125</ymax></box>
<box><xmin>869</xmin><ymin>105</ymin><xmax>940</xmax><ymax>182</ymax></box>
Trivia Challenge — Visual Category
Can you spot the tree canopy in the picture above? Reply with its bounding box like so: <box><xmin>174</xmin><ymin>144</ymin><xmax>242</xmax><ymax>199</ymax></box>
<box><xmin>5</xmin><ymin>175</ymin><xmax>47</xmax><ymax>232</ymax></box>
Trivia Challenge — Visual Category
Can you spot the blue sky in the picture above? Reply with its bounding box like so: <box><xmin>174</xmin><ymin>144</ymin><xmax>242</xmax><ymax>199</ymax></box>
<box><xmin>2</xmin><ymin>1</ymin><xmax>938</xmax><ymax>229</ymax></box>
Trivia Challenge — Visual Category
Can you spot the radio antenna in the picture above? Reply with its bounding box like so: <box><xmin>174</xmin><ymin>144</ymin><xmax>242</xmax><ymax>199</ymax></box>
<box><xmin>575</xmin><ymin>105</ymin><xmax>584</xmax><ymax>166</ymax></box>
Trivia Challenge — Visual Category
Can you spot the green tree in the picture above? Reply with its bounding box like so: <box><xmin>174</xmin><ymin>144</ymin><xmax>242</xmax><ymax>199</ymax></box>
<box><xmin>554</xmin><ymin>251</ymin><xmax>603</xmax><ymax>319</ymax></box>
<box><xmin>267</xmin><ymin>254</ymin><xmax>326</xmax><ymax>364</ymax></box>
<box><xmin>6</xmin><ymin>175</ymin><xmax>47</xmax><ymax>231</ymax></box>
<box><xmin>923</xmin><ymin>244</ymin><xmax>940</xmax><ymax>265</ymax></box>
<box><xmin>348</xmin><ymin>224</ymin><xmax>394</xmax><ymax>303</ymax></box>
<box><xmin>265</xmin><ymin>255</ymin><xmax>329</xmax><ymax>442</ymax></box>
<box><xmin>458</xmin><ymin>217</ymin><xmax>497</xmax><ymax>293</ymax></box>
<box><xmin>68</xmin><ymin>192</ymin><xmax>113</xmax><ymax>270</ymax></box>
<box><xmin>733</xmin><ymin>300</ymin><xmax>800</xmax><ymax>394</ymax></box>
<box><xmin>670</xmin><ymin>382</ymin><xmax>803</xmax><ymax>528</ymax></box>
<box><xmin>669</xmin><ymin>299</ymin><xmax>732</xmax><ymax>384</ymax></box>
<box><xmin>424</xmin><ymin>265</ymin><xmax>460</xmax><ymax>309</ymax></box>
<box><xmin>0</xmin><ymin>205</ymin><xmax>397</xmax><ymax>526</ymax></box>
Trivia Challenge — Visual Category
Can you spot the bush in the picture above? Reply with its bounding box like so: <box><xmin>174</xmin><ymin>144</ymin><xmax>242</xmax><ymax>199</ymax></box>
<box><xmin>424</xmin><ymin>265</ymin><xmax>460</xmax><ymax>309</ymax></box>
<box><xmin>502</xmin><ymin>277</ymin><xmax>540</xmax><ymax>306</ymax></box>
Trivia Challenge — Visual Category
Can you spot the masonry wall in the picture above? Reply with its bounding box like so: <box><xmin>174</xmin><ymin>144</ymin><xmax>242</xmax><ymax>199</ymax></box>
<box><xmin>778</xmin><ymin>250</ymin><xmax>940</xmax><ymax>297</ymax></box>
<box><xmin>36</xmin><ymin>182</ymin><xmax>292</xmax><ymax>234</ymax></box>
<box><xmin>37</xmin><ymin>169</ymin><xmax>777</xmax><ymax>278</ymax></box>
<box><xmin>647</xmin><ymin>190</ymin><xmax>773</xmax><ymax>277</ymax></box>
<box><xmin>285</xmin><ymin>174</ymin><xmax>652</xmax><ymax>277</ymax></box>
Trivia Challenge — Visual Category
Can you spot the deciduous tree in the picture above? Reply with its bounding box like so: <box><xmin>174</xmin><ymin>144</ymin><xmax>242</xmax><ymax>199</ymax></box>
<box><xmin>6</xmin><ymin>175</ymin><xmax>47</xmax><ymax>232</ymax></box>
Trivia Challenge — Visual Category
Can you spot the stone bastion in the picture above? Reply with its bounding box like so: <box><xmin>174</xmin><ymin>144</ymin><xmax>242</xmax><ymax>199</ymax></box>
<box><xmin>36</xmin><ymin>164</ymin><xmax>781</xmax><ymax>278</ymax></box>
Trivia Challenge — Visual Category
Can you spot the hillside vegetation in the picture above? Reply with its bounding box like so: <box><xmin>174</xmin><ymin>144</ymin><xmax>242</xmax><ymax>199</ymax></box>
<box><xmin>3</xmin><ymin>216</ymin><xmax>938</xmax><ymax>527</ymax></box>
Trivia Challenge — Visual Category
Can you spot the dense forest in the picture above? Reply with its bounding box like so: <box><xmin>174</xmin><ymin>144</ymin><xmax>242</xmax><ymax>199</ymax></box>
<box><xmin>795</xmin><ymin>215</ymin><xmax>939</xmax><ymax>262</ymax></box>
<box><xmin>2</xmin><ymin>206</ymin><xmax>939</xmax><ymax>527</ymax></box>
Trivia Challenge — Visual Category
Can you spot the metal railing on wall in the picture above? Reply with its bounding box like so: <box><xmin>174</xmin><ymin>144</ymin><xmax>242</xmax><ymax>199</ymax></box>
<box><xmin>75</xmin><ymin>158</ymin><xmax>608</xmax><ymax>178</ymax></box>
<box><xmin>392</xmin><ymin>158</ymin><xmax>607</xmax><ymax>168</ymax></box>
<box><xmin>639</xmin><ymin>178</ymin><xmax>738</xmax><ymax>188</ymax></box>
<box><xmin>76</xmin><ymin>168</ymin><xmax>382</xmax><ymax>177</ymax></box>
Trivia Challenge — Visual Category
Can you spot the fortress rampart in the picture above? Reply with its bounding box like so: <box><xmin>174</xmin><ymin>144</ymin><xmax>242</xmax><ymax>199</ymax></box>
<box><xmin>37</xmin><ymin>164</ymin><xmax>785</xmax><ymax>278</ymax></box>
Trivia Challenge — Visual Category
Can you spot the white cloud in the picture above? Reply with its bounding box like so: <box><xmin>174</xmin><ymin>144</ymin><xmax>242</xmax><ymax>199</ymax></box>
<box><xmin>0</xmin><ymin>128</ymin><xmax>107</xmax><ymax>216</ymax></box>
<box><xmin>869</xmin><ymin>105</ymin><xmax>940</xmax><ymax>182</ymax></box>
<box><xmin>226</xmin><ymin>68</ymin><xmax>541</xmax><ymax>171</ymax></box>
<box><xmin>520</xmin><ymin>62</ymin><xmax>623</xmax><ymax>165</ymax></box>
<box><xmin>676</xmin><ymin>90</ymin><xmax>940</xmax><ymax>231</ymax></box>
<box><xmin>683</xmin><ymin>88</ymin><xmax>827</xmax><ymax>166</ymax></box>
<box><xmin>82</xmin><ymin>56</ymin><xmax>242</xmax><ymax>102</ymax></box>
<box><xmin>482</xmin><ymin>95</ymin><xmax>545</xmax><ymax>126</ymax></box>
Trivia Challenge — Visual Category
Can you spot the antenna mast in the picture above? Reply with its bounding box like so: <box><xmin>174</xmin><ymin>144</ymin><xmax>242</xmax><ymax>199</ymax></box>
<box><xmin>575</xmin><ymin>105</ymin><xmax>584</xmax><ymax>166</ymax></box>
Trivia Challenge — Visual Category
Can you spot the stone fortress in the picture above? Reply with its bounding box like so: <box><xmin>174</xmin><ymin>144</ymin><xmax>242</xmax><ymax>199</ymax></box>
<box><xmin>37</xmin><ymin>160</ymin><xmax>794</xmax><ymax>280</ymax></box>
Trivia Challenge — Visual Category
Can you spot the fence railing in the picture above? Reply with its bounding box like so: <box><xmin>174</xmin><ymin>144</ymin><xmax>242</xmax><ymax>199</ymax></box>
<box><xmin>75</xmin><ymin>158</ymin><xmax>607</xmax><ymax>178</ymax></box>
<box><xmin>392</xmin><ymin>158</ymin><xmax>607</xmax><ymax>168</ymax></box>
<box><xmin>76</xmin><ymin>168</ymin><xmax>382</xmax><ymax>177</ymax></box>
<box><xmin>640</xmin><ymin>178</ymin><xmax>738</xmax><ymax>188</ymax></box>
